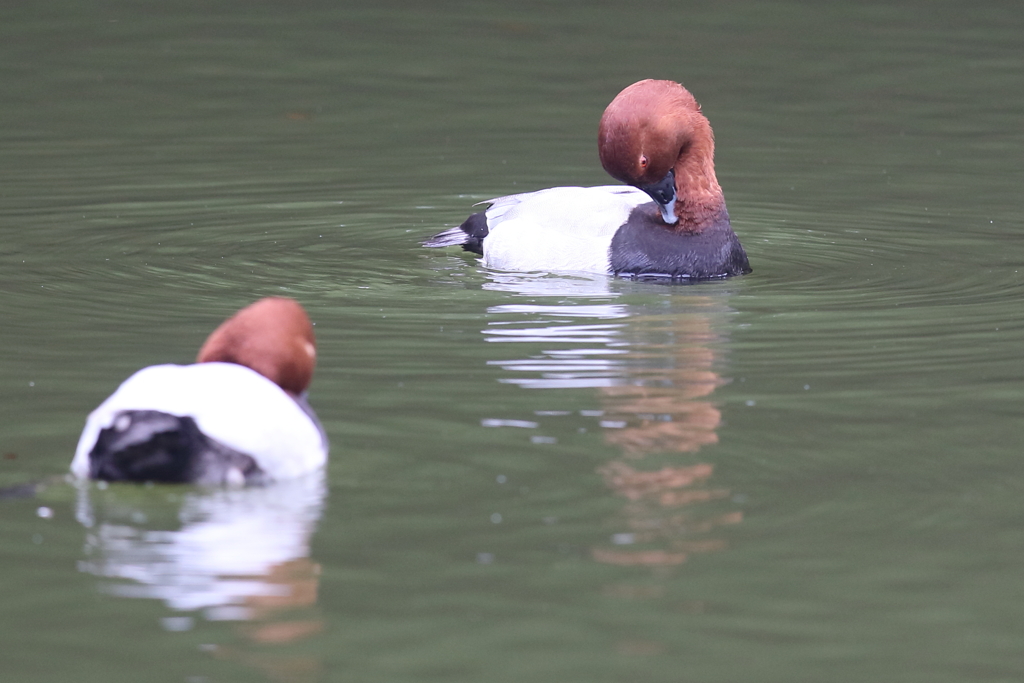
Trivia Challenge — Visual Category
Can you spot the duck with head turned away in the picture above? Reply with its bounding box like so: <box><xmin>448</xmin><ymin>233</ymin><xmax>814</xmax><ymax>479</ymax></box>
<box><xmin>71</xmin><ymin>297</ymin><xmax>328</xmax><ymax>486</ymax></box>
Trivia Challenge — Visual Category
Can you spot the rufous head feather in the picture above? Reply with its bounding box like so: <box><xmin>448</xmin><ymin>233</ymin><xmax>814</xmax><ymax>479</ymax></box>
<box><xmin>197</xmin><ymin>297</ymin><xmax>316</xmax><ymax>396</ymax></box>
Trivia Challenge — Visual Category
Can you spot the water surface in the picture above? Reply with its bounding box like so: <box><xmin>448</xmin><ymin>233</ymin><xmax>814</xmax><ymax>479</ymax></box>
<box><xmin>3</xmin><ymin>1</ymin><xmax>1024</xmax><ymax>681</ymax></box>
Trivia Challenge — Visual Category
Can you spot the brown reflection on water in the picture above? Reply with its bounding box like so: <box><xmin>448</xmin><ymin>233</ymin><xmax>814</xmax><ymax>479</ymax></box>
<box><xmin>211</xmin><ymin>558</ymin><xmax>325</xmax><ymax>683</ymax></box>
<box><xmin>591</xmin><ymin>308</ymin><xmax>742</xmax><ymax>569</ymax></box>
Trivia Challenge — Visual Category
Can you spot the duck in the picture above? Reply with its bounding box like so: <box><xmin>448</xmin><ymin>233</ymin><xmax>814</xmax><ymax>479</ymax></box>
<box><xmin>424</xmin><ymin>79</ymin><xmax>751</xmax><ymax>281</ymax></box>
<box><xmin>70</xmin><ymin>297</ymin><xmax>328</xmax><ymax>486</ymax></box>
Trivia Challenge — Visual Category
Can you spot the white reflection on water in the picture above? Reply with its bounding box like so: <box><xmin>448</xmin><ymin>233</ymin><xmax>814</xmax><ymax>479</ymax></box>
<box><xmin>75</xmin><ymin>471</ymin><xmax>326</xmax><ymax>618</ymax></box>
<box><xmin>482</xmin><ymin>271</ymin><xmax>622</xmax><ymax>298</ymax></box>
<box><xmin>481</xmin><ymin>272</ymin><xmax>743</xmax><ymax>569</ymax></box>
<box><xmin>484</xmin><ymin>273</ymin><xmax>631</xmax><ymax>389</ymax></box>
<box><xmin>75</xmin><ymin>472</ymin><xmax>328</xmax><ymax>680</ymax></box>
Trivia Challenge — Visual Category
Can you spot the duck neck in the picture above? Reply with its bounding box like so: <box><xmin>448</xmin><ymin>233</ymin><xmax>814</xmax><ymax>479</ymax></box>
<box><xmin>672</xmin><ymin>132</ymin><xmax>728</xmax><ymax>233</ymax></box>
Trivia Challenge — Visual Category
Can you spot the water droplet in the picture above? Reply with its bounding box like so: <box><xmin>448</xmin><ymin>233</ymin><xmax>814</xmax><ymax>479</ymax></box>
<box><xmin>161</xmin><ymin>616</ymin><xmax>194</xmax><ymax>632</ymax></box>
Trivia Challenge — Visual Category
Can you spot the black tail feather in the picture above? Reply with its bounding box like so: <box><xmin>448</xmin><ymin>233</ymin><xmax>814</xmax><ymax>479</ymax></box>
<box><xmin>89</xmin><ymin>411</ymin><xmax>266</xmax><ymax>486</ymax></box>
<box><xmin>423</xmin><ymin>212</ymin><xmax>488</xmax><ymax>256</ymax></box>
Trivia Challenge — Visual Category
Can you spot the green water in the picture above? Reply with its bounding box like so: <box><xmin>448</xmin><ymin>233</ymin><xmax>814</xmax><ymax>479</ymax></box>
<box><xmin>3</xmin><ymin>1</ymin><xmax>1024</xmax><ymax>681</ymax></box>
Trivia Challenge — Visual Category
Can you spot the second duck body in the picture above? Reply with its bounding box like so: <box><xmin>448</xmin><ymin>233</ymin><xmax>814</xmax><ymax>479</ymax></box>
<box><xmin>426</xmin><ymin>79</ymin><xmax>751</xmax><ymax>281</ymax></box>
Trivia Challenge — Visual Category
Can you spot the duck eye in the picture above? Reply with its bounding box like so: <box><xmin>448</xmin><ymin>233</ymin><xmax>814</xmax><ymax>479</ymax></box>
<box><xmin>639</xmin><ymin>155</ymin><xmax>649</xmax><ymax>169</ymax></box>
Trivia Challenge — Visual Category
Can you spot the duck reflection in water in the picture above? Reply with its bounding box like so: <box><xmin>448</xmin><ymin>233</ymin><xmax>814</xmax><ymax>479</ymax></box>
<box><xmin>483</xmin><ymin>273</ymin><xmax>742</xmax><ymax>571</ymax></box>
<box><xmin>592</xmin><ymin>314</ymin><xmax>743</xmax><ymax>569</ymax></box>
<box><xmin>75</xmin><ymin>471</ymin><xmax>327</xmax><ymax>682</ymax></box>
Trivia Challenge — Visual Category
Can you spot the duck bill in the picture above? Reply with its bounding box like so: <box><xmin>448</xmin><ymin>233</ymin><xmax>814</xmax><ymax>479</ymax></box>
<box><xmin>638</xmin><ymin>169</ymin><xmax>678</xmax><ymax>225</ymax></box>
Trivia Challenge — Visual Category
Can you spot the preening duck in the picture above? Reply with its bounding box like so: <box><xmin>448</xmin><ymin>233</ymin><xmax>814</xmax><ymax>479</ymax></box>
<box><xmin>425</xmin><ymin>79</ymin><xmax>751</xmax><ymax>281</ymax></box>
<box><xmin>71</xmin><ymin>297</ymin><xmax>328</xmax><ymax>485</ymax></box>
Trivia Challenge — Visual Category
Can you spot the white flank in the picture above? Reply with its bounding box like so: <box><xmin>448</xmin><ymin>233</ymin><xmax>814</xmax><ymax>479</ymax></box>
<box><xmin>480</xmin><ymin>185</ymin><xmax>651</xmax><ymax>274</ymax></box>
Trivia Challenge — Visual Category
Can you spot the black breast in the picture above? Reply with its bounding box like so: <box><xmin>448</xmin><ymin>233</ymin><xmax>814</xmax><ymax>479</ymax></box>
<box><xmin>609</xmin><ymin>204</ymin><xmax>751</xmax><ymax>281</ymax></box>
